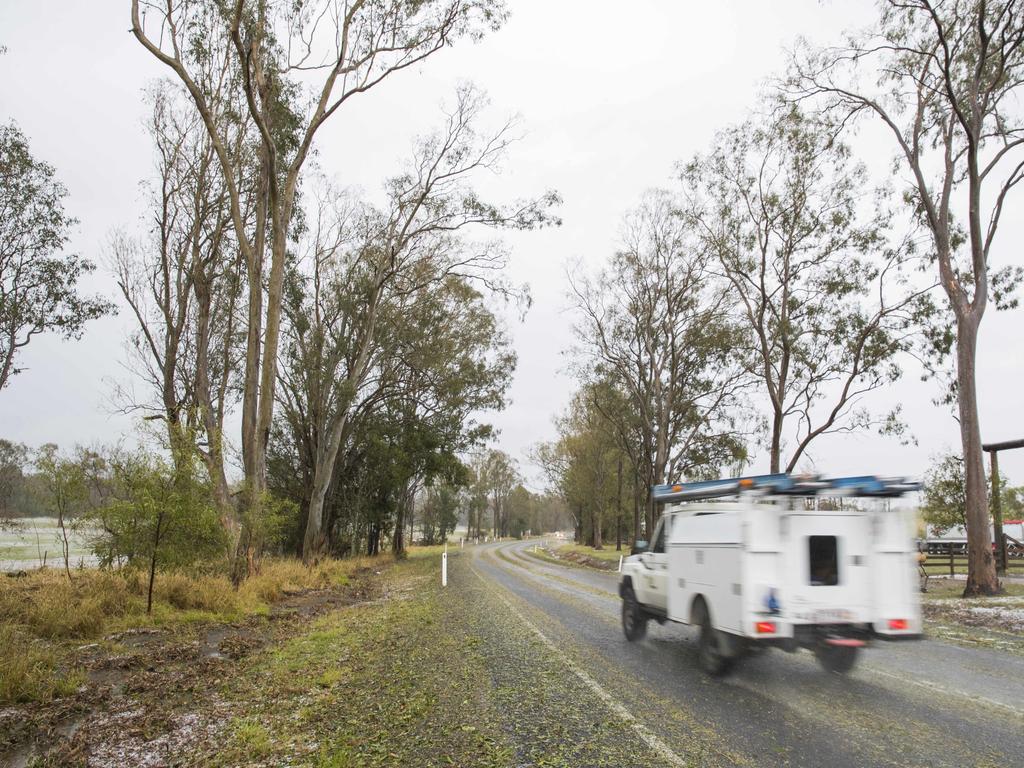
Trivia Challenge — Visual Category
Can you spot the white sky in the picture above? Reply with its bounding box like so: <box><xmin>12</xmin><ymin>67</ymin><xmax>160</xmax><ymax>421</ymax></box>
<box><xmin>1</xmin><ymin>1</ymin><xmax>1022</xmax><ymax>489</ymax></box>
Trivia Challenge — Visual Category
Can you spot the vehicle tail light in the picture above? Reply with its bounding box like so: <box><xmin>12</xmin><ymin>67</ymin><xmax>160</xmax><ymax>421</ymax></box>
<box><xmin>755</xmin><ymin>621</ymin><xmax>776</xmax><ymax>634</ymax></box>
<box><xmin>888</xmin><ymin>618</ymin><xmax>909</xmax><ymax>631</ymax></box>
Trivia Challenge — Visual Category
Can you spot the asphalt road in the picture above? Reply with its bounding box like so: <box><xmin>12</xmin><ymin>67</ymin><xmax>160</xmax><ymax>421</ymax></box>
<box><xmin>462</xmin><ymin>539</ymin><xmax>1024</xmax><ymax>768</ymax></box>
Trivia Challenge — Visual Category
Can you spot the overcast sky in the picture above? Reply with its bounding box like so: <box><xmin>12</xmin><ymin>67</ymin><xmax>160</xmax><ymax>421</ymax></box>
<box><xmin>1</xmin><ymin>1</ymin><xmax>1022</xmax><ymax>489</ymax></box>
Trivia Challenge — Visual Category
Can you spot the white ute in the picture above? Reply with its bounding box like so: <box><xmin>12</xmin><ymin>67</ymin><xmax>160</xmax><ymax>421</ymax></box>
<box><xmin>619</xmin><ymin>473</ymin><xmax>922</xmax><ymax>675</ymax></box>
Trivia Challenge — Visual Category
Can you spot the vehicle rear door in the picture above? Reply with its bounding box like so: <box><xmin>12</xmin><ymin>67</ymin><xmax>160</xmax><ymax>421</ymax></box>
<box><xmin>785</xmin><ymin>514</ymin><xmax>870</xmax><ymax>624</ymax></box>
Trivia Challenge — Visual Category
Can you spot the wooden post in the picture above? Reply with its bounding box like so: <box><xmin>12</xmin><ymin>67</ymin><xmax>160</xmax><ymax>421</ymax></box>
<box><xmin>989</xmin><ymin>449</ymin><xmax>1006</xmax><ymax>574</ymax></box>
<box><xmin>949</xmin><ymin>546</ymin><xmax>954</xmax><ymax>578</ymax></box>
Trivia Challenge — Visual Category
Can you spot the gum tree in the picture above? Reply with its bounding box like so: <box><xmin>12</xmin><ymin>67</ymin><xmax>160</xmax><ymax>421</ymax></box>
<box><xmin>0</xmin><ymin>124</ymin><xmax>112</xmax><ymax>393</ymax></box>
<box><xmin>787</xmin><ymin>0</ymin><xmax>1024</xmax><ymax>595</ymax></box>
<box><xmin>112</xmin><ymin>82</ymin><xmax>248</xmax><ymax>534</ymax></box>
<box><xmin>130</xmin><ymin>0</ymin><xmax>507</xmax><ymax>579</ymax></box>
<box><xmin>681</xmin><ymin>107</ymin><xmax>935</xmax><ymax>473</ymax></box>
<box><xmin>570</xmin><ymin>191</ymin><xmax>749</xmax><ymax>535</ymax></box>
<box><xmin>275</xmin><ymin>87</ymin><xmax>554</xmax><ymax>561</ymax></box>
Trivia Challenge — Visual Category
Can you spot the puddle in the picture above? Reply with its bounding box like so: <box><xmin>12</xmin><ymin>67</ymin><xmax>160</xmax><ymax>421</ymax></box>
<box><xmin>201</xmin><ymin>626</ymin><xmax>263</xmax><ymax>660</ymax></box>
<box><xmin>105</xmin><ymin>628</ymin><xmax>167</xmax><ymax>650</ymax></box>
<box><xmin>0</xmin><ymin>744</ymin><xmax>33</xmax><ymax>768</ymax></box>
<box><xmin>54</xmin><ymin>714</ymin><xmax>83</xmax><ymax>740</ymax></box>
<box><xmin>88</xmin><ymin>667</ymin><xmax>127</xmax><ymax>699</ymax></box>
<box><xmin>202</xmin><ymin>627</ymin><xmax>231</xmax><ymax>660</ymax></box>
<box><xmin>0</xmin><ymin>713</ymin><xmax>86</xmax><ymax>768</ymax></box>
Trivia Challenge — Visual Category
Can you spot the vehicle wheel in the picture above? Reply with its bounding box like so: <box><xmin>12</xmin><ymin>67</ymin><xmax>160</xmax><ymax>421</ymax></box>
<box><xmin>814</xmin><ymin>644</ymin><xmax>859</xmax><ymax>674</ymax></box>
<box><xmin>621</xmin><ymin>586</ymin><xmax>648</xmax><ymax>642</ymax></box>
<box><xmin>694</xmin><ymin>599</ymin><xmax>732</xmax><ymax>676</ymax></box>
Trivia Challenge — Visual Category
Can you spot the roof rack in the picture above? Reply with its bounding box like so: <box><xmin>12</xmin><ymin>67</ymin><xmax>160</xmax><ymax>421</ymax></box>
<box><xmin>651</xmin><ymin>473</ymin><xmax>921</xmax><ymax>504</ymax></box>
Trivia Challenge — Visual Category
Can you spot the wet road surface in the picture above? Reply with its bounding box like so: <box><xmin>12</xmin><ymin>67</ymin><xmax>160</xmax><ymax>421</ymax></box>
<box><xmin>461</xmin><ymin>539</ymin><xmax>1024</xmax><ymax>768</ymax></box>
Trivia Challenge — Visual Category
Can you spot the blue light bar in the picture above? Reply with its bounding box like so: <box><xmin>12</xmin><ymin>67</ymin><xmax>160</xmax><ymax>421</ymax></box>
<box><xmin>652</xmin><ymin>473</ymin><xmax>921</xmax><ymax>504</ymax></box>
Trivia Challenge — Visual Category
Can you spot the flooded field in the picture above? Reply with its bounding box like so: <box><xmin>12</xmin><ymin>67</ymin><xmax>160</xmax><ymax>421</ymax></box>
<box><xmin>0</xmin><ymin>517</ymin><xmax>97</xmax><ymax>571</ymax></box>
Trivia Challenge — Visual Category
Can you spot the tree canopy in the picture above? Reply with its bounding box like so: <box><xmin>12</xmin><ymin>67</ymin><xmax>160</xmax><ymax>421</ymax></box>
<box><xmin>0</xmin><ymin>123</ymin><xmax>113</xmax><ymax>392</ymax></box>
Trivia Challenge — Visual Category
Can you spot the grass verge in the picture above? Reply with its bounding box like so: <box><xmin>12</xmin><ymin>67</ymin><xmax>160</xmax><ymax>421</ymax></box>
<box><xmin>196</xmin><ymin>548</ymin><xmax>511</xmax><ymax>767</ymax></box>
<box><xmin>551</xmin><ymin>542</ymin><xmax>624</xmax><ymax>570</ymax></box>
<box><xmin>922</xmin><ymin>578</ymin><xmax>1024</xmax><ymax>655</ymax></box>
<box><xmin>0</xmin><ymin>624</ymin><xmax>86</xmax><ymax>704</ymax></box>
<box><xmin>0</xmin><ymin>555</ymin><xmax>387</xmax><ymax>705</ymax></box>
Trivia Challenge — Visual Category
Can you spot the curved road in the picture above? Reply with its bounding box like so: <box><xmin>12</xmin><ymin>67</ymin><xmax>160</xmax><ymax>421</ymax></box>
<box><xmin>461</xmin><ymin>539</ymin><xmax>1024</xmax><ymax>768</ymax></box>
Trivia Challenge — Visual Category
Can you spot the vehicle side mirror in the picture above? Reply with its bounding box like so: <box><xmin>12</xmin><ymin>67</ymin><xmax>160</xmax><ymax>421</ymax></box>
<box><xmin>632</xmin><ymin>540</ymin><xmax>648</xmax><ymax>554</ymax></box>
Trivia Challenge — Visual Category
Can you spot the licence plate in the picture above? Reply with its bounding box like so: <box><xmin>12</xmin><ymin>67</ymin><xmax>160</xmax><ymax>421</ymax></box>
<box><xmin>813</xmin><ymin>609</ymin><xmax>854</xmax><ymax>623</ymax></box>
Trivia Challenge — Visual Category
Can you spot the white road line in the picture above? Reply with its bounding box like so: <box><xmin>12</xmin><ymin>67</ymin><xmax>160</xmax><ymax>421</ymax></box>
<box><xmin>468</xmin><ymin>562</ymin><xmax>690</xmax><ymax>768</ymax></box>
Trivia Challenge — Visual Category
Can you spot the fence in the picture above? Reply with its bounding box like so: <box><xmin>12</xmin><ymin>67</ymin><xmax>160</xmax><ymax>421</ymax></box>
<box><xmin>920</xmin><ymin>534</ymin><xmax>1024</xmax><ymax>577</ymax></box>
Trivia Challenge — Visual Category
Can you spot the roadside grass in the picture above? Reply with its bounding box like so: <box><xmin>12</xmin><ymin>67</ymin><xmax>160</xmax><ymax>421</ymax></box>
<box><xmin>540</xmin><ymin>542</ymin><xmax>624</xmax><ymax>571</ymax></box>
<box><xmin>200</xmin><ymin>548</ymin><xmax>512</xmax><ymax>767</ymax></box>
<box><xmin>228</xmin><ymin>718</ymin><xmax>274</xmax><ymax>761</ymax></box>
<box><xmin>923</xmin><ymin>578</ymin><xmax>1024</xmax><ymax>600</ymax></box>
<box><xmin>0</xmin><ymin>555</ymin><xmax>387</xmax><ymax>705</ymax></box>
<box><xmin>555</xmin><ymin>542</ymin><xmax>626</xmax><ymax>563</ymax></box>
<box><xmin>922</xmin><ymin>578</ymin><xmax>1024</xmax><ymax>655</ymax></box>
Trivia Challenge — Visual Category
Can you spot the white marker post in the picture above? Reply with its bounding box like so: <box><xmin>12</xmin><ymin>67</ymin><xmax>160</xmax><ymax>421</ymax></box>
<box><xmin>618</xmin><ymin>554</ymin><xmax>623</xmax><ymax>573</ymax></box>
<box><xmin>441</xmin><ymin>543</ymin><xmax>448</xmax><ymax>587</ymax></box>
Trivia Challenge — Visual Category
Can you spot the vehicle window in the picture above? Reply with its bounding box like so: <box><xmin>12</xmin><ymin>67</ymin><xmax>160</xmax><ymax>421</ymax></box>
<box><xmin>809</xmin><ymin>535</ymin><xmax>839</xmax><ymax>586</ymax></box>
<box><xmin>652</xmin><ymin>519</ymin><xmax>667</xmax><ymax>554</ymax></box>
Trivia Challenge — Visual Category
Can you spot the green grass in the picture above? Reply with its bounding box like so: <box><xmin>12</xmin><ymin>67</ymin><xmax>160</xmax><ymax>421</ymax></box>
<box><xmin>224</xmin><ymin>718</ymin><xmax>273</xmax><ymax>761</ymax></box>
<box><xmin>923</xmin><ymin>577</ymin><xmax>1024</xmax><ymax>599</ymax></box>
<box><xmin>556</xmin><ymin>542</ymin><xmax>626</xmax><ymax>562</ymax></box>
<box><xmin>0</xmin><ymin>624</ymin><xmax>86</xmax><ymax>704</ymax></box>
<box><xmin>197</xmin><ymin>549</ymin><xmax>512</xmax><ymax>767</ymax></box>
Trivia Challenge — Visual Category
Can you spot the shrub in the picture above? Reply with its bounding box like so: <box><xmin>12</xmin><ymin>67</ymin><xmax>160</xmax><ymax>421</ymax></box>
<box><xmin>84</xmin><ymin>451</ymin><xmax>227</xmax><ymax>613</ymax></box>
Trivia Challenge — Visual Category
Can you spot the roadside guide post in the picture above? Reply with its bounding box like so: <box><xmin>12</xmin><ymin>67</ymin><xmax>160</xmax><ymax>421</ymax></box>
<box><xmin>618</xmin><ymin>554</ymin><xmax>623</xmax><ymax>573</ymax></box>
<box><xmin>442</xmin><ymin>543</ymin><xmax>448</xmax><ymax>587</ymax></box>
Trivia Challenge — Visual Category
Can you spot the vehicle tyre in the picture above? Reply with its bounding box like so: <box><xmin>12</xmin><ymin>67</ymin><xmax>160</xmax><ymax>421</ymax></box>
<box><xmin>814</xmin><ymin>644</ymin><xmax>859</xmax><ymax>674</ymax></box>
<box><xmin>694</xmin><ymin>598</ymin><xmax>732</xmax><ymax>676</ymax></box>
<box><xmin>621</xmin><ymin>586</ymin><xmax>648</xmax><ymax>642</ymax></box>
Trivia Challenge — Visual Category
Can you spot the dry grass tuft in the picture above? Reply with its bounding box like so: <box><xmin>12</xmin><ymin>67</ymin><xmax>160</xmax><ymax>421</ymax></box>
<box><xmin>155</xmin><ymin>572</ymin><xmax>242</xmax><ymax>614</ymax></box>
<box><xmin>0</xmin><ymin>624</ymin><xmax>84</xmax><ymax>704</ymax></box>
<box><xmin>0</xmin><ymin>554</ymin><xmax>387</xmax><ymax>704</ymax></box>
<box><xmin>0</xmin><ymin>570</ymin><xmax>136</xmax><ymax>639</ymax></box>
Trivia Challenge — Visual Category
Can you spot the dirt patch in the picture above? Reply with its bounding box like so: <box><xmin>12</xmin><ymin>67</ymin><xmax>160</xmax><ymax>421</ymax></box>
<box><xmin>0</xmin><ymin>568</ymin><xmax>382</xmax><ymax>768</ymax></box>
